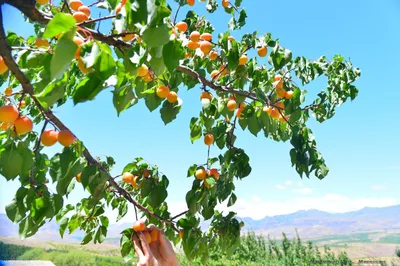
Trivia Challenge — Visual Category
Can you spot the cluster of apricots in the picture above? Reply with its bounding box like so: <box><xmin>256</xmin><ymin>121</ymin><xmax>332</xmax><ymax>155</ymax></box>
<box><xmin>195</xmin><ymin>167</ymin><xmax>219</xmax><ymax>188</ymax></box>
<box><xmin>41</xmin><ymin>128</ymin><xmax>76</xmax><ymax>147</ymax></box>
<box><xmin>0</xmin><ymin>105</ymin><xmax>32</xmax><ymax>135</ymax></box>
<box><xmin>121</xmin><ymin>169</ymin><xmax>150</xmax><ymax>188</ymax></box>
<box><xmin>156</xmin><ymin>85</ymin><xmax>178</xmax><ymax>104</ymax></box>
<box><xmin>132</xmin><ymin>221</ymin><xmax>159</xmax><ymax>244</ymax></box>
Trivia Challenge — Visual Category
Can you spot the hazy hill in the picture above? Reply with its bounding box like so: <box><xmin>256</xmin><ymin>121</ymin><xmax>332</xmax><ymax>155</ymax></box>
<box><xmin>1</xmin><ymin>204</ymin><xmax>399</xmax><ymax>241</ymax></box>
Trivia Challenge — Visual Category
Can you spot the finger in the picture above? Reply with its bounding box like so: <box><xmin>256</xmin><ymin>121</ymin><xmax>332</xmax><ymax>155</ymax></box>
<box><xmin>138</xmin><ymin>232</ymin><xmax>152</xmax><ymax>256</ymax></box>
<box><xmin>132</xmin><ymin>234</ymin><xmax>144</xmax><ymax>258</ymax></box>
<box><xmin>146</xmin><ymin>224</ymin><xmax>157</xmax><ymax>232</ymax></box>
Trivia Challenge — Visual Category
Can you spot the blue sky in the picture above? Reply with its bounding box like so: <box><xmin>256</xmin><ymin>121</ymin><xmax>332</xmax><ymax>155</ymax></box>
<box><xmin>1</xmin><ymin>0</ymin><xmax>400</xmax><ymax>221</ymax></box>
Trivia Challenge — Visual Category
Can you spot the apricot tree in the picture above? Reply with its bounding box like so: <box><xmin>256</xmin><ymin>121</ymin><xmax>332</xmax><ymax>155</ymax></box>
<box><xmin>0</xmin><ymin>0</ymin><xmax>360</xmax><ymax>263</ymax></box>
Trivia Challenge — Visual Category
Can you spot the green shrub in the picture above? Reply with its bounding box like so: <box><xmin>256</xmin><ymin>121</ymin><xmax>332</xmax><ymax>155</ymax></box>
<box><xmin>0</xmin><ymin>242</ymin><xmax>32</xmax><ymax>260</ymax></box>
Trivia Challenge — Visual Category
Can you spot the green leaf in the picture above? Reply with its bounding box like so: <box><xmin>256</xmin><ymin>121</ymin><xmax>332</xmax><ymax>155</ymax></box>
<box><xmin>94</xmin><ymin>49</ymin><xmax>116</xmax><ymax>80</ymax></box>
<box><xmin>73</xmin><ymin>75</ymin><xmax>104</xmax><ymax>104</ymax></box>
<box><xmin>59</xmin><ymin>218</ymin><xmax>69</xmax><ymax>238</ymax></box>
<box><xmin>149</xmin><ymin>56</ymin><xmax>165</xmax><ymax>76</ymax></box>
<box><xmin>163</xmin><ymin>40</ymin><xmax>185</xmax><ymax>72</ymax></box>
<box><xmin>6</xmin><ymin>200</ymin><xmax>26</xmax><ymax>223</ymax></box>
<box><xmin>142</xmin><ymin>24</ymin><xmax>170</xmax><ymax>48</ymax></box>
<box><xmin>160</xmin><ymin>99</ymin><xmax>182</xmax><ymax>125</ymax></box>
<box><xmin>247</xmin><ymin>114</ymin><xmax>261</xmax><ymax>136</ymax></box>
<box><xmin>144</xmin><ymin>90</ymin><xmax>163</xmax><ymax>112</ymax></box>
<box><xmin>19</xmin><ymin>216</ymin><xmax>38</xmax><ymax>240</ymax></box>
<box><xmin>226</xmin><ymin>40</ymin><xmax>239</xmax><ymax>71</ymax></box>
<box><xmin>190</xmin><ymin>117</ymin><xmax>202</xmax><ymax>143</ymax></box>
<box><xmin>113</xmin><ymin>84</ymin><xmax>137</xmax><ymax>116</ymax></box>
<box><xmin>148</xmin><ymin>185</ymin><xmax>168</xmax><ymax>209</ymax></box>
<box><xmin>0</xmin><ymin>148</ymin><xmax>23</xmax><ymax>180</ymax></box>
<box><xmin>50</xmin><ymin>29</ymin><xmax>77</xmax><ymax>80</ymax></box>
<box><xmin>35</xmin><ymin>72</ymin><xmax>68</xmax><ymax>109</ymax></box>
<box><xmin>95</xmin><ymin>226</ymin><xmax>107</xmax><ymax>244</ymax></box>
<box><xmin>227</xmin><ymin>193</ymin><xmax>237</xmax><ymax>207</ymax></box>
<box><xmin>43</xmin><ymin>13</ymin><xmax>76</xmax><ymax>39</ymax></box>
<box><xmin>81</xmin><ymin>231</ymin><xmax>93</xmax><ymax>245</ymax></box>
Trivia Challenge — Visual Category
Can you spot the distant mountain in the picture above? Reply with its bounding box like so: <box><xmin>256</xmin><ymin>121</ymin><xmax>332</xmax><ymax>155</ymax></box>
<box><xmin>1</xmin><ymin>205</ymin><xmax>399</xmax><ymax>242</ymax></box>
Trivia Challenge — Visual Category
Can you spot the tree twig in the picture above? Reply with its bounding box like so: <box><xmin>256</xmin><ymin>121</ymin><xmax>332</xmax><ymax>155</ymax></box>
<box><xmin>76</xmin><ymin>15</ymin><xmax>116</xmax><ymax>27</ymax></box>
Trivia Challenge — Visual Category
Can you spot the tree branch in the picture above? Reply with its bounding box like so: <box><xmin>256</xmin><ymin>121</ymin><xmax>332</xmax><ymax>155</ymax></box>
<box><xmin>76</xmin><ymin>15</ymin><xmax>116</xmax><ymax>27</ymax></box>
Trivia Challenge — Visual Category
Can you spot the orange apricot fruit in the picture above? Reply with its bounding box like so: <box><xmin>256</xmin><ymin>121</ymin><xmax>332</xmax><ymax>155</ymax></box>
<box><xmin>187</xmin><ymin>0</ymin><xmax>195</xmax><ymax>6</ymax></box>
<box><xmin>209</xmin><ymin>50</ymin><xmax>218</xmax><ymax>60</ymax></box>
<box><xmin>121</xmin><ymin>31</ymin><xmax>135</xmax><ymax>41</ymax></box>
<box><xmin>200</xmin><ymin>32</ymin><xmax>212</xmax><ymax>41</ymax></box>
<box><xmin>133</xmin><ymin>221</ymin><xmax>146</xmax><ymax>232</ymax></box>
<box><xmin>73</xmin><ymin>36</ymin><xmax>84</xmax><ymax>59</ymax></box>
<box><xmin>239</xmin><ymin>55</ymin><xmax>248</xmax><ymax>65</ymax></box>
<box><xmin>236</xmin><ymin>108</ymin><xmax>243</xmax><ymax>119</ymax></box>
<box><xmin>190</xmin><ymin>31</ymin><xmax>200</xmax><ymax>42</ymax></box>
<box><xmin>263</xmin><ymin>106</ymin><xmax>272</xmax><ymax>115</ymax></box>
<box><xmin>257</xmin><ymin>46</ymin><xmax>267</xmax><ymax>57</ymax></box>
<box><xmin>195</xmin><ymin>169</ymin><xmax>207</xmax><ymax>180</ymax></box>
<box><xmin>0</xmin><ymin>56</ymin><xmax>8</xmax><ymax>74</ymax></box>
<box><xmin>0</xmin><ymin>105</ymin><xmax>19</xmax><ymax>123</ymax></box>
<box><xmin>227</xmin><ymin>99</ymin><xmax>237</xmax><ymax>111</ymax></box>
<box><xmin>37</xmin><ymin>0</ymin><xmax>49</xmax><ymax>4</ymax></box>
<box><xmin>41</xmin><ymin>129</ymin><xmax>59</xmax><ymax>146</ymax></box>
<box><xmin>200</xmin><ymin>91</ymin><xmax>212</xmax><ymax>101</ymax></box>
<box><xmin>150</xmin><ymin>229</ymin><xmax>158</xmax><ymax>242</ymax></box>
<box><xmin>77</xmin><ymin>58</ymin><xmax>92</xmax><ymax>74</ymax></box>
<box><xmin>58</xmin><ymin>130</ymin><xmax>75</xmax><ymax>146</ymax></box>
<box><xmin>227</xmin><ymin>36</ymin><xmax>235</xmax><ymax>41</ymax></box>
<box><xmin>179</xmin><ymin>230</ymin><xmax>184</xmax><ymax>239</ymax></box>
<box><xmin>18</xmin><ymin>101</ymin><xmax>26</xmax><ymax>109</ymax></box>
<box><xmin>76</xmin><ymin>173</ymin><xmax>82</xmax><ymax>183</ymax></box>
<box><xmin>0</xmin><ymin>123</ymin><xmax>10</xmax><ymax>131</ymax></box>
<box><xmin>70</xmin><ymin>0</ymin><xmax>83</xmax><ymax>11</ymax></box>
<box><xmin>204</xmin><ymin>133</ymin><xmax>214</xmax><ymax>146</ymax></box>
<box><xmin>276</xmin><ymin>87</ymin><xmax>287</xmax><ymax>98</ymax></box>
<box><xmin>132</xmin><ymin>176</ymin><xmax>140</xmax><ymax>189</ymax></box>
<box><xmin>275</xmin><ymin>101</ymin><xmax>285</xmax><ymax>110</ymax></box>
<box><xmin>222</xmin><ymin>0</ymin><xmax>229</xmax><ymax>8</ymax></box>
<box><xmin>270</xmin><ymin>108</ymin><xmax>280</xmax><ymax>119</ymax></box>
<box><xmin>176</xmin><ymin>22</ymin><xmax>188</xmax><ymax>32</ymax></box>
<box><xmin>157</xmin><ymin>85</ymin><xmax>170</xmax><ymax>98</ymax></box>
<box><xmin>143</xmin><ymin>231</ymin><xmax>152</xmax><ymax>244</ymax></box>
<box><xmin>285</xmin><ymin>90</ymin><xmax>294</xmax><ymax>99</ymax></box>
<box><xmin>34</xmin><ymin>38</ymin><xmax>50</xmax><ymax>47</ymax></box>
<box><xmin>137</xmin><ymin>65</ymin><xmax>148</xmax><ymax>77</ymax></box>
<box><xmin>115</xmin><ymin>2</ymin><xmax>122</xmax><ymax>14</ymax></box>
<box><xmin>199</xmin><ymin>41</ymin><xmax>212</xmax><ymax>55</ymax></box>
<box><xmin>73</xmin><ymin>11</ymin><xmax>88</xmax><ymax>23</ymax></box>
<box><xmin>143</xmin><ymin>169</ymin><xmax>150</xmax><ymax>178</ymax></box>
<box><xmin>78</xmin><ymin>5</ymin><xmax>91</xmax><ymax>17</ymax></box>
<box><xmin>187</xmin><ymin>41</ymin><xmax>199</xmax><ymax>50</ymax></box>
<box><xmin>4</xmin><ymin>87</ymin><xmax>12</xmax><ymax>96</ymax></box>
<box><xmin>122</xmin><ymin>172</ymin><xmax>134</xmax><ymax>184</ymax></box>
<box><xmin>167</xmin><ymin>91</ymin><xmax>178</xmax><ymax>103</ymax></box>
<box><xmin>14</xmin><ymin>116</ymin><xmax>33</xmax><ymax>135</ymax></box>
<box><xmin>208</xmin><ymin>168</ymin><xmax>219</xmax><ymax>180</ymax></box>
<box><xmin>210</xmin><ymin>70</ymin><xmax>220</xmax><ymax>80</ymax></box>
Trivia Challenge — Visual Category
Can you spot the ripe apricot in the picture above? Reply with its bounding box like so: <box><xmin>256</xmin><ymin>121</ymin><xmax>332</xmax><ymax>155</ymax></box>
<box><xmin>227</xmin><ymin>99</ymin><xmax>237</xmax><ymax>111</ymax></box>
<box><xmin>156</xmin><ymin>85</ymin><xmax>169</xmax><ymax>99</ymax></box>
<box><xmin>285</xmin><ymin>90</ymin><xmax>294</xmax><ymax>99</ymax></box>
<box><xmin>263</xmin><ymin>106</ymin><xmax>272</xmax><ymax>115</ymax></box>
<box><xmin>18</xmin><ymin>101</ymin><xmax>26</xmax><ymax>109</ymax></box>
<box><xmin>209</xmin><ymin>50</ymin><xmax>218</xmax><ymax>60</ymax></box>
<box><xmin>222</xmin><ymin>0</ymin><xmax>229</xmax><ymax>8</ymax></box>
<box><xmin>0</xmin><ymin>105</ymin><xmax>19</xmax><ymax>123</ymax></box>
<box><xmin>187</xmin><ymin>40</ymin><xmax>199</xmax><ymax>50</ymax></box>
<box><xmin>257</xmin><ymin>46</ymin><xmax>267</xmax><ymax>57</ymax></box>
<box><xmin>200</xmin><ymin>32</ymin><xmax>212</xmax><ymax>41</ymax></box>
<box><xmin>76</xmin><ymin>173</ymin><xmax>82</xmax><ymax>183</ymax></box>
<box><xmin>4</xmin><ymin>87</ymin><xmax>12</xmax><ymax>96</ymax></box>
<box><xmin>143</xmin><ymin>231</ymin><xmax>152</xmax><ymax>244</ymax></box>
<box><xmin>0</xmin><ymin>123</ymin><xmax>9</xmax><ymax>131</ymax></box>
<box><xmin>137</xmin><ymin>65</ymin><xmax>148</xmax><ymax>77</ymax></box>
<box><xmin>199</xmin><ymin>41</ymin><xmax>212</xmax><ymax>55</ymax></box>
<box><xmin>190</xmin><ymin>31</ymin><xmax>200</xmax><ymax>42</ymax></box>
<box><xmin>36</xmin><ymin>0</ymin><xmax>49</xmax><ymax>4</ymax></box>
<box><xmin>279</xmin><ymin>115</ymin><xmax>288</xmax><ymax>122</ymax></box>
<box><xmin>73</xmin><ymin>36</ymin><xmax>84</xmax><ymax>59</ymax></box>
<box><xmin>204</xmin><ymin>133</ymin><xmax>214</xmax><ymax>146</ymax></box>
<box><xmin>200</xmin><ymin>91</ymin><xmax>212</xmax><ymax>101</ymax></box>
<box><xmin>70</xmin><ymin>0</ymin><xmax>83</xmax><ymax>11</ymax></box>
<box><xmin>41</xmin><ymin>129</ymin><xmax>59</xmax><ymax>146</ymax></box>
<box><xmin>239</xmin><ymin>55</ymin><xmax>248</xmax><ymax>65</ymax></box>
<box><xmin>176</xmin><ymin>22</ymin><xmax>188</xmax><ymax>32</ymax></box>
<box><xmin>58</xmin><ymin>130</ymin><xmax>75</xmax><ymax>146</ymax></box>
<box><xmin>142</xmin><ymin>73</ymin><xmax>153</xmax><ymax>82</ymax></box>
<box><xmin>179</xmin><ymin>230</ymin><xmax>184</xmax><ymax>239</ymax></box>
<box><xmin>78</xmin><ymin>5</ymin><xmax>91</xmax><ymax>16</ymax></box>
<box><xmin>122</xmin><ymin>172</ymin><xmax>134</xmax><ymax>184</ymax></box>
<box><xmin>270</xmin><ymin>108</ymin><xmax>280</xmax><ymax>119</ymax></box>
<box><xmin>132</xmin><ymin>176</ymin><xmax>140</xmax><ymax>189</ymax></box>
<box><xmin>208</xmin><ymin>168</ymin><xmax>219</xmax><ymax>180</ymax></box>
<box><xmin>14</xmin><ymin>116</ymin><xmax>33</xmax><ymax>135</ymax></box>
<box><xmin>150</xmin><ymin>229</ymin><xmax>158</xmax><ymax>242</ymax></box>
<box><xmin>133</xmin><ymin>221</ymin><xmax>146</xmax><ymax>232</ymax></box>
<box><xmin>236</xmin><ymin>108</ymin><xmax>243</xmax><ymax>119</ymax></box>
<box><xmin>276</xmin><ymin>87</ymin><xmax>286</xmax><ymax>98</ymax></box>
<box><xmin>122</xmin><ymin>32</ymin><xmax>135</xmax><ymax>41</ymax></box>
<box><xmin>219</xmin><ymin>65</ymin><xmax>228</xmax><ymax>76</ymax></box>
<box><xmin>184</xmin><ymin>52</ymin><xmax>191</xmax><ymax>59</ymax></box>
<box><xmin>167</xmin><ymin>91</ymin><xmax>178</xmax><ymax>103</ymax></box>
<box><xmin>0</xmin><ymin>56</ymin><xmax>8</xmax><ymax>74</ymax></box>
<box><xmin>239</xmin><ymin>102</ymin><xmax>246</xmax><ymax>109</ymax></box>
<box><xmin>227</xmin><ymin>36</ymin><xmax>235</xmax><ymax>41</ymax></box>
<box><xmin>77</xmin><ymin>58</ymin><xmax>92</xmax><ymax>74</ymax></box>
<box><xmin>143</xmin><ymin>169</ymin><xmax>150</xmax><ymax>178</ymax></box>
<box><xmin>115</xmin><ymin>2</ymin><xmax>122</xmax><ymax>14</ymax></box>
<box><xmin>195</xmin><ymin>169</ymin><xmax>207</xmax><ymax>180</ymax></box>
<box><xmin>34</xmin><ymin>38</ymin><xmax>49</xmax><ymax>48</ymax></box>
<box><xmin>210</xmin><ymin>70</ymin><xmax>220</xmax><ymax>80</ymax></box>
<box><xmin>187</xmin><ymin>0</ymin><xmax>195</xmax><ymax>6</ymax></box>
<box><xmin>204</xmin><ymin>179</ymin><xmax>210</xmax><ymax>189</ymax></box>
<box><xmin>73</xmin><ymin>11</ymin><xmax>88</xmax><ymax>23</ymax></box>
<box><xmin>275</xmin><ymin>101</ymin><xmax>285</xmax><ymax>110</ymax></box>
<box><xmin>274</xmin><ymin>75</ymin><xmax>283</xmax><ymax>89</ymax></box>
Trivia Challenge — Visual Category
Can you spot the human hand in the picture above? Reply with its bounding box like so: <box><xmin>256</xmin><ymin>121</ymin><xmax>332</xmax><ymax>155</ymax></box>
<box><xmin>132</xmin><ymin>224</ymin><xmax>179</xmax><ymax>266</ymax></box>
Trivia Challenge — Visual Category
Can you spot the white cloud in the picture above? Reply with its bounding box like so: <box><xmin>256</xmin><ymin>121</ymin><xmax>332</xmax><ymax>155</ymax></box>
<box><xmin>217</xmin><ymin>194</ymin><xmax>399</xmax><ymax>220</ymax></box>
<box><xmin>297</xmin><ymin>181</ymin><xmax>304</xmax><ymax>187</ymax></box>
<box><xmin>285</xmin><ymin>180</ymin><xmax>293</xmax><ymax>186</ymax></box>
<box><xmin>371</xmin><ymin>185</ymin><xmax>386</xmax><ymax>191</ymax></box>
<box><xmin>292</xmin><ymin>188</ymin><xmax>312</xmax><ymax>195</ymax></box>
<box><xmin>276</xmin><ymin>184</ymin><xmax>286</xmax><ymax>190</ymax></box>
<box><xmin>252</xmin><ymin>196</ymin><xmax>262</xmax><ymax>202</ymax></box>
